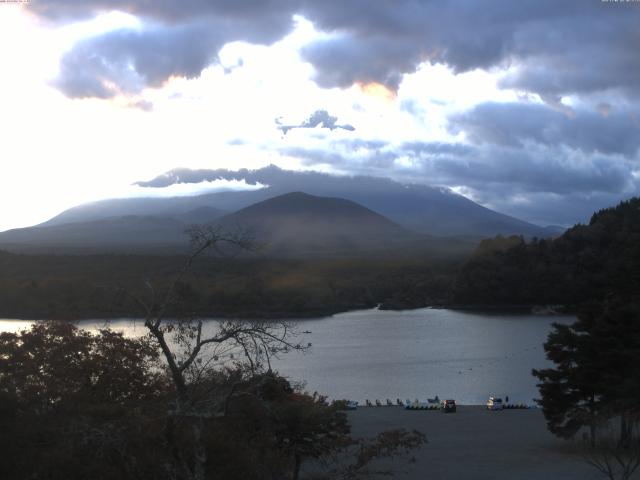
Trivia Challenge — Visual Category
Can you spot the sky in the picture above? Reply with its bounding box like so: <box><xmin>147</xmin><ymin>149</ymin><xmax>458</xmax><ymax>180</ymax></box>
<box><xmin>1</xmin><ymin>0</ymin><xmax>639</xmax><ymax>232</ymax></box>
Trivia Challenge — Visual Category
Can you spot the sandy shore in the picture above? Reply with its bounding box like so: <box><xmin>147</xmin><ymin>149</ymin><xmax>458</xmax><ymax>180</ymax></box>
<box><xmin>344</xmin><ymin>406</ymin><xmax>609</xmax><ymax>480</ymax></box>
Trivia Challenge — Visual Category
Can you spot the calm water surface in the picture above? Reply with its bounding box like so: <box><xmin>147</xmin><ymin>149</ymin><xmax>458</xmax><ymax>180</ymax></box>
<box><xmin>0</xmin><ymin>308</ymin><xmax>573</xmax><ymax>405</ymax></box>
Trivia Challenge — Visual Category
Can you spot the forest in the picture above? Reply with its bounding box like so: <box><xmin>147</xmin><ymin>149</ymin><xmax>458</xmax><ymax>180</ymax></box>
<box><xmin>0</xmin><ymin>249</ymin><xmax>462</xmax><ymax>320</ymax></box>
<box><xmin>452</xmin><ymin>197</ymin><xmax>640</xmax><ymax>310</ymax></box>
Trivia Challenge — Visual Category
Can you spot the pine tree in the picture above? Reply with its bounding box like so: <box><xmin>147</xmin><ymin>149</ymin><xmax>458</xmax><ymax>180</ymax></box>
<box><xmin>533</xmin><ymin>298</ymin><xmax>640</xmax><ymax>445</ymax></box>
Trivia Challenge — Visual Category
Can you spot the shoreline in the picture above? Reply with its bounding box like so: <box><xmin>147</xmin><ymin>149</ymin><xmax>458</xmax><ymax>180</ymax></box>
<box><xmin>0</xmin><ymin>306</ymin><xmax>354</xmax><ymax>323</ymax></box>
<box><xmin>0</xmin><ymin>303</ymin><xmax>574</xmax><ymax>323</ymax></box>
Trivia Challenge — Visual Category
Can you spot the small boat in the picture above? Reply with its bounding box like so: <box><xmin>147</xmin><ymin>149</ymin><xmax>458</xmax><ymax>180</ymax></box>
<box><xmin>345</xmin><ymin>400</ymin><xmax>358</xmax><ymax>410</ymax></box>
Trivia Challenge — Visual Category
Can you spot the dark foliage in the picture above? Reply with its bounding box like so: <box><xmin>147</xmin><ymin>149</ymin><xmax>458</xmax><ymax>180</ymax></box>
<box><xmin>0</xmin><ymin>323</ymin><xmax>425</xmax><ymax>480</ymax></box>
<box><xmin>453</xmin><ymin>197</ymin><xmax>640</xmax><ymax>308</ymax></box>
<box><xmin>533</xmin><ymin>298</ymin><xmax>640</xmax><ymax>444</ymax></box>
<box><xmin>0</xmin><ymin>322</ymin><xmax>168</xmax><ymax>480</ymax></box>
<box><xmin>582</xmin><ymin>429</ymin><xmax>640</xmax><ymax>480</ymax></box>
<box><xmin>0</xmin><ymin>252</ymin><xmax>464</xmax><ymax>320</ymax></box>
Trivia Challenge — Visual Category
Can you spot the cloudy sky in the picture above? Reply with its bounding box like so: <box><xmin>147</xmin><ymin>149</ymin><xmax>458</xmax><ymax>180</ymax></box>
<box><xmin>1</xmin><ymin>0</ymin><xmax>639</xmax><ymax>232</ymax></box>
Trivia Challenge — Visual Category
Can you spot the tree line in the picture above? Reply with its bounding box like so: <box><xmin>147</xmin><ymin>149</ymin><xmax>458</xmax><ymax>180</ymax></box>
<box><xmin>453</xmin><ymin>197</ymin><xmax>640</xmax><ymax>308</ymax></box>
<box><xmin>453</xmin><ymin>197</ymin><xmax>640</xmax><ymax>479</ymax></box>
<box><xmin>0</xmin><ymin>250</ymin><xmax>462</xmax><ymax>320</ymax></box>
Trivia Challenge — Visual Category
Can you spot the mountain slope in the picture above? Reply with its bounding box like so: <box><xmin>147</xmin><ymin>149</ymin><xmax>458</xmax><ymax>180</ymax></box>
<box><xmin>217</xmin><ymin>192</ymin><xmax>412</xmax><ymax>255</ymax></box>
<box><xmin>0</xmin><ymin>216</ymin><xmax>189</xmax><ymax>253</ymax></box>
<box><xmin>0</xmin><ymin>205</ymin><xmax>224</xmax><ymax>253</ymax></box>
<box><xmin>40</xmin><ymin>166</ymin><xmax>557</xmax><ymax>238</ymax></box>
<box><xmin>40</xmin><ymin>198</ymin><xmax>226</xmax><ymax>227</ymax></box>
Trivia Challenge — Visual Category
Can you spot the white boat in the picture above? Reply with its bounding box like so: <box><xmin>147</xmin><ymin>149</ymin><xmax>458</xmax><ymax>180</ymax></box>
<box><xmin>345</xmin><ymin>400</ymin><xmax>358</xmax><ymax>410</ymax></box>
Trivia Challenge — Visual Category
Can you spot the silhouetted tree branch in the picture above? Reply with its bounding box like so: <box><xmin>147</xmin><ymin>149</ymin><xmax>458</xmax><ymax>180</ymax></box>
<box><xmin>581</xmin><ymin>419</ymin><xmax>640</xmax><ymax>480</ymax></box>
<box><xmin>122</xmin><ymin>225</ymin><xmax>307</xmax><ymax>480</ymax></box>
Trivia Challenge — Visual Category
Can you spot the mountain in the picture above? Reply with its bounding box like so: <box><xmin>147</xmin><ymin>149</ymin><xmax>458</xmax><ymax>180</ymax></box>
<box><xmin>40</xmin><ymin>166</ymin><xmax>558</xmax><ymax>238</ymax></box>
<box><xmin>39</xmin><ymin>198</ymin><xmax>226</xmax><ymax>227</ymax></box>
<box><xmin>216</xmin><ymin>192</ymin><xmax>413</xmax><ymax>255</ymax></box>
<box><xmin>0</xmin><ymin>206</ymin><xmax>224</xmax><ymax>253</ymax></box>
<box><xmin>0</xmin><ymin>191</ymin><xmax>477</xmax><ymax>257</ymax></box>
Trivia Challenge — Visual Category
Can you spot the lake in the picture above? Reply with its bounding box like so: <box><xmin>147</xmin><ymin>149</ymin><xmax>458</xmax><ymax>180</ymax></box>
<box><xmin>0</xmin><ymin>308</ymin><xmax>573</xmax><ymax>405</ymax></box>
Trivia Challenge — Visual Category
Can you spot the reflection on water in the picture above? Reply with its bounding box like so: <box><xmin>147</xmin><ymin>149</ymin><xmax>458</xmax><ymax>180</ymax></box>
<box><xmin>0</xmin><ymin>318</ymin><xmax>148</xmax><ymax>336</ymax></box>
<box><xmin>0</xmin><ymin>308</ymin><xmax>573</xmax><ymax>405</ymax></box>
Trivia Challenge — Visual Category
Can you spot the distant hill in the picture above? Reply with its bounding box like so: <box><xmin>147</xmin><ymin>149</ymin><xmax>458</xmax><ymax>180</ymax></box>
<box><xmin>39</xmin><ymin>198</ymin><xmax>226</xmax><ymax>228</ymax></box>
<box><xmin>0</xmin><ymin>206</ymin><xmax>223</xmax><ymax>254</ymax></box>
<box><xmin>452</xmin><ymin>197</ymin><xmax>640</xmax><ymax>308</ymax></box>
<box><xmin>0</xmin><ymin>216</ymin><xmax>186</xmax><ymax>254</ymax></box>
<box><xmin>0</xmin><ymin>191</ymin><xmax>478</xmax><ymax>257</ymax></box>
<box><xmin>40</xmin><ymin>165</ymin><xmax>559</xmax><ymax>238</ymax></box>
<box><xmin>216</xmin><ymin>192</ymin><xmax>413</xmax><ymax>255</ymax></box>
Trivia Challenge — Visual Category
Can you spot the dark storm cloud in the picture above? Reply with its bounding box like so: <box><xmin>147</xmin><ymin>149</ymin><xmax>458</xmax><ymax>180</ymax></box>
<box><xmin>409</xmin><ymin>141</ymin><xmax>630</xmax><ymax>195</ymax></box>
<box><xmin>31</xmin><ymin>0</ymin><xmax>640</xmax><ymax>100</ymax></box>
<box><xmin>429</xmin><ymin>147</ymin><xmax>631</xmax><ymax>195</ymax></box>
<box><xmin>28</xmin><ymin>0</ymin><xmax>299</xmax><ymax>24</ymax></box>
<box><xmin>54</xmin><ymin>22</ymin><xmax>223</xmax><ymax>98</ymax></box>
<box><xmin>37</xmin><ymin>1</ymin><xmax>298</xmax><ymax>98</ymax></box>
<box><xmin>301</xmin><ymin>35</ymin><xmax>416</xmax><ymax>91</ymax></box>
<box><xmin>300</xmin><ymin>0</ymin><xmax>640</xmax><ymax>99</ymax></box>
<box><xmin>450</xmin><ymin>102</ymin><xmax>640</xmax><ymax>157</ymax></box>
<box><xmin>497</xmin><ymin>12</ymin><xmax>640</xmax><ymax>99</ymax></box>
<box><xmin>278</xmin><ymin>138</ymin><xmax>638</xmax><ymax>225</ymax></box>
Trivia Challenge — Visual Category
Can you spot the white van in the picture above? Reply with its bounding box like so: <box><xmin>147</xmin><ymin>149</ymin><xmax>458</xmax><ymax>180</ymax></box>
<box><xmin>486</xmin><ymin>396</ymin><xmax>504</xmax><ymax>410</ymax></box>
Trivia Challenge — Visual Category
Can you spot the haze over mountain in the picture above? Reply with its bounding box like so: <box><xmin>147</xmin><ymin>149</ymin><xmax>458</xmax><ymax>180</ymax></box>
<box><xmin>38</xmin><ymin>198</ymin><xmax>226</xmax><ymax>228</ymax></box>
<box><xmin>0</xmin><ymin>191</ymin><xmax>468</xmax><ymax>256</ymax></box>
<box><xmin>0</xmin><ymin>207</ymin><xmax>224</xmax><ymax>254</ymax></box>
<box><xmin>131</xmin><ymin>167</ymin><xmax>564</xmax><ymax>238</ymax></box>
<box><xmin>217</xmin><ymin>192</ymin><xmax>412</xmax><ymax>256</ymax></box>
<box><xmin>36</xmin><ymin>166</ymin><xmax>561</xmax><ymax>239</ymax></box>
<box><xmin>0</xmin><ymin>216</ymin><xmax>185</xmax><ymax>254</ymax></box>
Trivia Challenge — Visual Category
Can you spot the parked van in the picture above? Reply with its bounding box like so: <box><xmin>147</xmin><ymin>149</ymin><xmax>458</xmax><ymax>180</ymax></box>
<box><xmin>441</xmin><ymin>399</ymin><xmax>457</xmax><ymax>413</ymax></box>
<box><xmin>486</xmin><ymin>396</ymin><xmax>504</xmax><ymax>410</ymax></box>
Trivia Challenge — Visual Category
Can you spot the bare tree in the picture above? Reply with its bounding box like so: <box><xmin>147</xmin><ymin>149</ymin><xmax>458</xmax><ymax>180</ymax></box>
<box><xmin>582</xmin><ymin>417</ymin><xmax>640</xmax><ymax>480</ymax></box>
<box><xmin>123</xmin><ymin>225</ymin><xmax>308</xmax><ymax>480</ymax></box>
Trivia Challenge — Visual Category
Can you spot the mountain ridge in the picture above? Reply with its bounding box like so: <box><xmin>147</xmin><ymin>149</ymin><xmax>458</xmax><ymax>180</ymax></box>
<box><xmin>39</xmin><ymin>165</ymin><xmax>560</xmax><ymax>238</ymax></box>
<box><xmin>0</xmin><ymin>191</ymin><xmax>479</xmax><ymax>257</ymax></box>
<box><xmin>216</xmin><ymin>191</ymin><xmax>413</xmax><ymax>256</ymax></box>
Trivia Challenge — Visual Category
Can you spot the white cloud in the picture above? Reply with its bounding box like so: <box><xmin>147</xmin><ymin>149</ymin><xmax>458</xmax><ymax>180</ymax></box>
<box><xmin>118</xmin><ymin>179</ymin><xmax>267</xmax><ymax>198</ymax></box>
<box><xmin>0</xmin><ymin>3</ymin><xmax>638</xmax><ymax>232</ymax></box>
